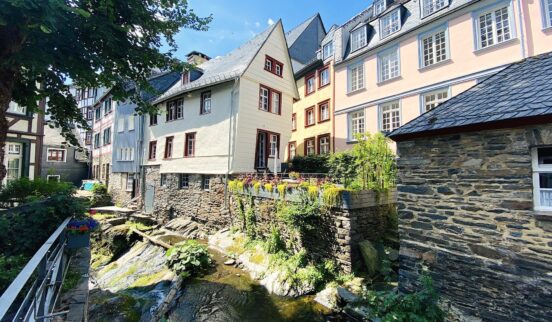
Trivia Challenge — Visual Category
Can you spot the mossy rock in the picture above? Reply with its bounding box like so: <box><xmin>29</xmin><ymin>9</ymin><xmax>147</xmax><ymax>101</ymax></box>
<box><xmin>359</xmin><ymin>240</ymin><xmax>378</xmax><ymax>277</ymax></box>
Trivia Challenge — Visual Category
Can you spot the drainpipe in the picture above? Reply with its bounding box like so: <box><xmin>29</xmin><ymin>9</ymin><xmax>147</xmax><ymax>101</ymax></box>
<box><xmin>516</xmin><ymin>0</ymin><xmax>527</xmax><ymax>58</ymax></box>
<box><xmin>224</xmin><ymin>78</ymin><xmax>239</xmax><ymax>207</ymax></box>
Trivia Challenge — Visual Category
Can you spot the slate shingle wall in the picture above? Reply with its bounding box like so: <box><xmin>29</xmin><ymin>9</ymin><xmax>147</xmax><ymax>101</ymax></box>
<box><xmin>396</xmin><ymin>125</ymin><xmax>552</xmax><ymax>321</ymax></box>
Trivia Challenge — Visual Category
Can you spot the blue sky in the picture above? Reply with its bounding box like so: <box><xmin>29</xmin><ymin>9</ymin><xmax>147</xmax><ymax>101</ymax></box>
<box><xmin>170</xmin><ymin>0</ymin><xmax>372</xmax><ymax>59</ymax></box>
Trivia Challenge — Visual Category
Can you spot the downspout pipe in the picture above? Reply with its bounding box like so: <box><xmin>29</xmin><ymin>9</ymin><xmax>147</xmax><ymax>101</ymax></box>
<box><xmin>224</xmin><ymin>78</ymin><xmax>239</xmax><ymax>208</ymax></box>
<box><xmin>516</xmin><ymin>0</ymin><xmax>527</xmax><ymax>58</ymax></box>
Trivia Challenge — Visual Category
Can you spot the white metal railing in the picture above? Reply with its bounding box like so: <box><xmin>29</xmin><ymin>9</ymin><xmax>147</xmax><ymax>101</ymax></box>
<box><xmin>0</xmin><ymin>217</ymin><xmax>71</xmax><ymax>322</ymax></box>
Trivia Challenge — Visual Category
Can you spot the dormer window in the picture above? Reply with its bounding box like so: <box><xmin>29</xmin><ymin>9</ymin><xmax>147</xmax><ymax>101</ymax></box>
<box><xmin>373</xmin><ymin>0</ymin><xmax>387</xmax><ymax>16</ymax></box>
<box><xmin>422</xmin><ymin>0</ymin><xmax>449</xmax><ymax>17</ymax></box>
<box><xmin>264</xmin><ymin>55</ymin><xmax>284</xmax><ymax>77</ymax></box>
<box><xmin>322</xmin><ymin>41</ymin><xmax>334</xmax><ymax>60</ymax></box>
<box><xmin>351</xmin><ymin>25</ymin><xmax>367</xmax><ymax>52</ymax></box>
<box><xmin>380</xmin><ymin>8</ymin><xmax>401</xmax><ymax>38</ymax></box>
<box><xmin>182</xmin><ymin>72</ymin><xmax>190</xmax><ymax>84</ymax></box>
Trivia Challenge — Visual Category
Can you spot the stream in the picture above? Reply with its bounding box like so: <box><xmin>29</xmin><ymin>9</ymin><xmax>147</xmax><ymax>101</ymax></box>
<box><xmin>89</xmin><ymin>230</ymin><xmax>357</xmax><ymax>322</ymax></box>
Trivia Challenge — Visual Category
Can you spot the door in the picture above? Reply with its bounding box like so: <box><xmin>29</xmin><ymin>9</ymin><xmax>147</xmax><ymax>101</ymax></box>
<box><xmin>144</xmin><ymin>183</ymin><xmax>155</xmax><ymax>214</ymax></box>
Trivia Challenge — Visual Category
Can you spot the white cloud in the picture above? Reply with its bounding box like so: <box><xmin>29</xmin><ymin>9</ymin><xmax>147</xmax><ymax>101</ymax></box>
<box><xmin>255</xmin><ymin>21</ymin><xmax>260</xmax><ymax>28</ymax></box>
<box><xmin>267</xmin><ymin>18</ymin><xmax>275</xmax><ymax>26</ymax></box>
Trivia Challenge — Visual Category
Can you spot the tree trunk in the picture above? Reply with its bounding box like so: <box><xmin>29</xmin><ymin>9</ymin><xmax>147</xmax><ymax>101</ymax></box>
<box><xmin>0</xmin><ymin>77</ymin><xmax>13</xmax><ymax>185</ymax></box>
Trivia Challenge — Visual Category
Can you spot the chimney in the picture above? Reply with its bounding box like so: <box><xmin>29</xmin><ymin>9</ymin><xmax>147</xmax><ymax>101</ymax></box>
<box><xmin>186</xmin><ymin>51</ymin><xmax>210</xmax><ymax>65</ymax></box>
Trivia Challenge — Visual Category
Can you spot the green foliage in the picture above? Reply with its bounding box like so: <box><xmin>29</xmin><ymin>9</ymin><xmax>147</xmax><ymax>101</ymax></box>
<box><xmin>237</xmin><ymin>181</ymin><xmax>245</xmax><ymax>192</ymax></box>
<box><xmin>361</xmin><ymin>274</ymin><xmax>445</xmax><ymax>322</ymax></box>
<box><xmin>62</xmin><ymin>266</ymin><xmax>82</xmax><ymax>293</ymax></box>
<box><xmin>264</xmin><ymin>226</ymin><xmax>285</xmax><ymax>254</ymax></box>
<box><xmin>0</xmin><ymin>255</ymin><xmax>29</xmax><ymax>294</ymax></box>
<box><xmin>166</xmin><ymin>240</ymin><xmax>212</xmax><ymax>279</ymax></box>
<box><xmin>277</xmin><ymin>198</ymin><xmax>320</xmax><ymax>233</ymax></box>
<box><xmin>307</xmin><ymin>185</ymin><xmax>319</xmax><ymax>201</ymax></box>
<box><xmin>0</xmin><ymin>0</ymin><xmax>212</xmax><ymax>151</ymax></box>
<box><xmin>0</xmin><ymin>177</ymin><xmax>74</xmax><ymax>203</ymax></box>
<box><xmin>321</xmin><ymin>186</ymin><xmax>345</xmax><ymax>208</ymax></box>
<box><xmin>244</xmin><ymin>199</ymin><xmax>257</xmax><ymax>239</ymax></box>
<box><xmin>288</xmin><ymin>155</ymin><xmax>330</xmax><ymax>173</ymax></box>
<box><xmin>328</xmin><ymin>133</ymin><xmax>397</xmax><ymax>191</ymax></box>
<box><xmin>0</xmin><ymin>194</ymin><xmax>87</xmax><ymax>257</ymax></box>
<box><xmin>328</xmin><ymin>152</ymin><xmax>357</xmax><ymax>189</ymax></box>
<box><xmin>90</xmin><ymin>184</ymin><xmax>112</xmax><ymax>207</ymax></box>
<box><xmin>351</xmin><ymin>132</ymin><xmax>397</xmax><ymax>191</ymax></box>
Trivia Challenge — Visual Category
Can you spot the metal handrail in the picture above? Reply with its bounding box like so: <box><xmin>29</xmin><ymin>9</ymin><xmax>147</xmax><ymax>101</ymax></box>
<box><xmin>0</xmin><ymin>217</ymin><xmax>72</xmax><ymax>321</ymax></box>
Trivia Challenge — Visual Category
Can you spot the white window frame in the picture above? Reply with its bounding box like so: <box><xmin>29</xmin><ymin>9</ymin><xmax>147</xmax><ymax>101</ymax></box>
<box><xmin>47</xmin><ymin>148</ymin><xmax>67</xmax><ymax>163</ymax></box>
<box><xmin>540</xmin><ymin>0</ymin><xmax>552</xmax><ymax>29</ymax></box>
<box><xmin>380</xmin><ymin>8</ymin><xmax>401</xmax><ymax>39</ymax></box>
<box><xmin>7</xmin><ymin>102</ymin><xmax>27</xmax><ymax>115</ymax></box>
<box><xmin>319</xmin><ymin>102</ymin><xmax>330</xmax><ymax>121</ymax></box>
<box><xmin>418</xmin><ymin>25</ymin><xmax>450</xmax><ymax>68</ymax></box>
<box><xmin>379</xmin><ymin>100</ymin><xmax>402</xmax><ymax>132</ymax></box>
<box><xmin>269</xmin><ymin>134</ymin><xmax>278</xmax><ymax>157</ymax></box>
<box><xmin>350</xmin><ymin>25</ymin><xmax>368</xmax><ymax>52</ymax></box>
<box><xmin>306</xmin><ymin>108</ymin><xmax>315</xmax><ymax>126</ymax></box>
<box><xmin>201</xmin><ymin>91</ymin><xmax>212</xmax><ymax>115</ymax></box>
<box><xmin>128</xmin><ymin>115</ymin><xmax>135</xmax><ymax>131</ymax></box>
<box><xmin>305</xmin><ymin>138</ymin><xmax>315</xmax><ymax>156</ymax></box>
<box><xmin>319</xmin><ymin>68</ymin><xmax>330</xmax><ymax>87</ymax></box>
<box><xmin>8</xmin><ymin>143</ymin><xmax>21</xmax><ymax>155</ymax></box>
<box><xmin>472</xmin><ymin>2</ymin><xmax>516</xmax><ymax>51</ymax></box>
<box><xmin>117</xmin><ymin>118</ymin><xmax>125</xmax><ymax>133</ymax></box>
<box><xmin>289</xmin><ymin>142</ymin><xmax>296</xmax><ymax>160</ymax></box>
<box><xmin>347</xmin><ymin>62</ymin><xmax>365</xmax><ymax>93</ymax></box>
<box><xmin>160</xmin><ymin>174</ymin><xmax>167</xmax><ymax>187</ymax></box>
<box><xmin>377</xmin><ymin>46</ymin><xmax>401</xmax><ymax>83</ymax></box>
<box><xmin>373</xmin><ymin>0</ymin><xmax>387</xmax><ymax>16</ymax></box>
<box><xmin>47</xmin><ymin>175</ymin><xmax>61</xmax><ymax>182</ymax></box>
<box><xmin>126</xmin><ymin>174</ymin><xmax>134</xmax><ymax>192</ymax></box>
<box><xmin>420</xmin><ymin>87</ymin><xmax>450</xmax><ymax>113</ymax></box>
<box><xmin>259</xmin><ymin>87</ymin><xmax>269</xmax><ymax>111</ymax></box>
<box><xmin>319</xmin><ymin>136</ymin><xmax>330</xmax><ymax>154</ymax></box>
<box><xmin>202</xmin><ymin>175</ymin><xmax>211</xmax><ymax>191</ymax></box>
<box><xmin>421</xmin><ymin>0</ymin><xmax>449</xmax><ymax>18</ymax></box>
<box><xmin>532</xmin><ymin>147</ymin><xmax>552</xmax><ymax>211</ymax></box>
<box><xmin>322</xmin><ymin>41</ymin><xmax>334</xmax><ymax>60</ymax></box>
<box><xmin>349</xmin><ymin>110</ymin><xmax>365</xmax><ymax>140</ymax></box>
<box><xmin>179</xmin><ymin>174</ymin><xmax>190</xmax><ymax>189</ymax></box>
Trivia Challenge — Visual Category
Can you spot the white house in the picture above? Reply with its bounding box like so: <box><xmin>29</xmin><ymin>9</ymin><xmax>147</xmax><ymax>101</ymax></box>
<box><xmin>145</xmin><ymin>21</ymin><xmax>299</xmax><ymax>178</ymax></box>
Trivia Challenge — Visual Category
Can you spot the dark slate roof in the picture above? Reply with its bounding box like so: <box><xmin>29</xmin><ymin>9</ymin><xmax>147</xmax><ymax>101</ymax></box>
<box><xmin>285</xmin><ymin>13</ymin><xmax>326</xmax><ymax>73</ymax></box>
<box><xmin>337</xmin><ymin>0</ymin><xmax>476</xmax><ymax>65</ymax></box>
<box><xmin>389</xmin><ymin>52</ymin><xmax>552</xmax><ymax>140</ymax></box>
<box><xmin>153</xmin><ymin>22</ymin><xmax>279</xmax><ymax>104</ymax></box>
<box><xmin>141</xmin><ymin>71</ymin><xmax>181</xmax><ymax>102</ymax></box>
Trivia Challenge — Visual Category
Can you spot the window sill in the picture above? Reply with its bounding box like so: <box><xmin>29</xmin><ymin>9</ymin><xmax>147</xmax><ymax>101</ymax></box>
<box><xmin>474</xmin><ymin>37</ymin><xmax>518</xmax><ymax>55</ymax></box>
<box><xmin>318</xmin><ymin>118</ymin><xmax>331</xmax><ymax>124</ymax></box>
<box><xmin>318</xmin><ymin>83</ymin><xmax>331</xmax><ymax>90</ymax></box>
<box><xmin>166</xmin><ymin>118</ymin><xmax>183</xmax><ymax>123</ymax></box>
<box><xmin>543</xmin><ymin>26</ymin><xmax>552</xmax><ymax>32</ymax></box>
<box><xmin>418</xmin><ymin>58</ymin><xmax>453</xmax><ymax>72</ymax></box>
<box><xmin>346</xmin><ymin>140</ymin><xmax>358</xmax><ymax>145</ymax></box>
<box><xmin>47</xmin><ymin>161</ymin><xmax>66</xmax><ymax>163</ymax></box>
<box><xmin>305</xmin><ymin>91</ymin><xmax>316</xmax><ymax>97</ymax></box>
<box><xmin>377</xmin><ymin>76</ymin><xmax>402</xmax><ymax>86</ymax></box>
<box><xmin>346</xmin><ymin>87</ymin><xmax>366</xmax><ymax>96</ymax></box>
<box><xmin>535</xmin><ymin>211</ymin><xmax>552</xmax><ymax>222</ymax></box>
<box><xmin>305</xmin><ymin>123</ymin><xmax>316</xmax><ymax>128</ymax></box>
<box><xmin>420</xmin><ymin>5</ymin><xmax>449</xmax><ymax>20</ymax></box>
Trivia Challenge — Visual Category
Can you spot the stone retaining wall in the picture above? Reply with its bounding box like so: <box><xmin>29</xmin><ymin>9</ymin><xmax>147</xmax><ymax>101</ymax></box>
<box><xmin>229</xmin><ymin>189</ymin><xmax>397</xmax><ymax>272</ymax></box>
<box><xmin>144</xmin><ymin>166</ymin><xmax>230</xmax><ymax>233</ymax></box>
<box><xmin>396</xmin><ymin>125</ymin><xmax>552</xmax><ymax>321</ymax></box>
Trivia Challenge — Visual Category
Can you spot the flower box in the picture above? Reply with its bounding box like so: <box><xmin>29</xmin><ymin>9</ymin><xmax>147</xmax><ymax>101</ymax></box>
<box><xmin>65</xmin><ymin>217</ymin><xmax>99</xmax><ymax>249</ymax></box>
<box><xmin>67</xmin><ymin>233</ymin><xmax>90</xmax><ymax>249</ymax></box>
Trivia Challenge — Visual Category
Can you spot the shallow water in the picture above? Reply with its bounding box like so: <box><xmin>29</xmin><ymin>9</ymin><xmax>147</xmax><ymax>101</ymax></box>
<box><xmin>167</xmin><ymin>247</ymin><xmax>356</xmax><ymax>322</ymax></box>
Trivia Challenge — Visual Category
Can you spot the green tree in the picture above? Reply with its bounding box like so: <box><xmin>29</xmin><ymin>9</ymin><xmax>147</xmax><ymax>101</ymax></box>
<box><xmin>0</xmin><ymin>0</ymin><xmax>211</xmax><ymax>182</ymax></box>
<box><xmin>352</xmin><ymin>132</ymin><xmax>397</xmax><ymax>190</ymax></box>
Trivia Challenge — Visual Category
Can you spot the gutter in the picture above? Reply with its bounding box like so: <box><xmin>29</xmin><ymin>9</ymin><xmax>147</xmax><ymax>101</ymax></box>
<box><xmin>516</xmin><ymin>0</ymin><xmax>527</xmax><ymax>58</ymax></box>
<box><xmin>224</xmin><ymin>78</ymin><xmax>240</xmax><ymax>207</ymax></box>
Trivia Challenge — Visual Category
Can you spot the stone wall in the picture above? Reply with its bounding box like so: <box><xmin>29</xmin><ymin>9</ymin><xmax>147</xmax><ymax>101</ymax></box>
<box><xmin>144</xmin><ymin>166</ymin><xmax>230</xmax><ymax>233</ymax></box>
<box><xmin>229</xmin><ymin>189</ymin><xmax>397</xmax><ymax>272</ymax></box>
<box><xmin>396</xmin><ymin>125</ymin><xmax>552</xmax><ymax>321</ymax></box>
<box><xmin>109</xmin><ymin>172</ymin><xmax>132</xmax><ymax>206</ymax></box>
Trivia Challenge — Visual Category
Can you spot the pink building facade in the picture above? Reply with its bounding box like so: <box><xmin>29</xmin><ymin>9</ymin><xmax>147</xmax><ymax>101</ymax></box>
<box><xmin>332</xmin><ymin>0</ymin><xmax>552</xmax><ymax>151</ymax></box>
<box><xmin>91</xmin><ymin>92</ymin><xmax>115</xmax><ymax>186</ymax></box>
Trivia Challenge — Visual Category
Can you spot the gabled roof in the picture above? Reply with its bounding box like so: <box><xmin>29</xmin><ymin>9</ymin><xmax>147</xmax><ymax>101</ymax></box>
<box><xmin>153</xmin><ymin>22</ymin><xmax>280</xmax><ymax>104</ymax></box>
<box><xmin>389</xmin><ymin>52</ymin><xmax>552</xmax><ymax>141</ymax></box>
<box><xmin>285</xmin><ymin>13</ymin><xmax>326</xmax><ymax>69</ymax></box>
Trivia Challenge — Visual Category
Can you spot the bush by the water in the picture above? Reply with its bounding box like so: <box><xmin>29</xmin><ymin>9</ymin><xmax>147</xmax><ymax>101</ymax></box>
<box><xmin>288</xmin><ymin>155</ymin><xmax>330</xmax><ymax>174</ymax></box>
<box><xmin>0</xmin><ymin>255</ymin><xmax>29</xmax><ymax>293</ymax></box>
<box><xmin>166</xmin><ymin>240</ymin><xmax>212</xmax><ymax>279</ymax></box>
<box><xmin>90</xmin><ymin>183</ymin><xmax>112</xmax><ymax>207</ymax></box>
<box><xmin>360</xmin><ymin>274</ymin><xmax>444</xmax><ymax>322</ymax></box>
<box><xmin>0</xmin><ymin>177</ymin><xmax>74</xmax><ymax>203</ymax></box>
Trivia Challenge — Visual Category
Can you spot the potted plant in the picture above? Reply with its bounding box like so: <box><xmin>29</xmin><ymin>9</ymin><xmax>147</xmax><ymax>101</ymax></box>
<box><xmin>66</xmin><ymin>217</ymin><xmax>99</xmax><ymax>249</ymax></box>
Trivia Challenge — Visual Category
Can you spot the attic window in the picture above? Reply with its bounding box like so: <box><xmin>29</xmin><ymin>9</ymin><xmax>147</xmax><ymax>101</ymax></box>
<box><xmin>351</xmin><ymin>25</ymin><xmax>368</xmax><ymax>52</ymax></box>
<box><xmin>182</xmin><ymin>72</ymin><xmax>190</xmax><ymax>84</ymax></box>
<box><xmin>373</xmin><ymin>0</ymin><xmax>387</xmax><ymax>16</ymax></box>
<box><xmin>533</xmin><ymin>147</ymin><xmax>552</xmax><ymax>211</ymax></box>
<box><xmin>380</xmin><ymin>8</ymin><xmax>401</xmax><ymax>38</ymax></box>
<box><xmin>265</xmin><ymin>55</ymin><xmax>284</xmax><ymax>77</ymax></box>
<box><xmin>422</xmin><ymin>0</ymin><xmax>449</xmax><ymax>18</ymax></box>
<box><xmin>322</xmin><ymin>42</ymin><xmax>334</xmax><ymax>60</ymax></box>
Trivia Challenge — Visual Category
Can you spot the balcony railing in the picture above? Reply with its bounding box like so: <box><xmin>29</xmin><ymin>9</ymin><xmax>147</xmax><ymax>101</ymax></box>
<box><xmin>0</xmin><ymin>217</ymin><xmax>71</xmax><ymax>322</ymax></box>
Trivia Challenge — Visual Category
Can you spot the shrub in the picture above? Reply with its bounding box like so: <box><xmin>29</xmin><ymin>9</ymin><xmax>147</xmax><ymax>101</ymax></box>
<box><xmin>360</xmin><ymin>274</ymin><xmax>444</xmax><ymax>322</ymax></box>
<box><xmin>90</xmin><ymin>184</ymin><xmax>112</xmax><ymax>207</ymax></box>
<box><xmin>166</xmin><ymin>240</ymin><xmax>212</xmax><ymax>279</ymax></box>
<box><xmin>0</xmin><ymin>194</ymin><xmax>88</xmax><ymax>257</ymax></box>
<box><xmin>288</xmin><ymin>155</ymin><xmax>330</xmax><ymax>174</ymax></box>
<box><xmin>0</xmin><ymin>255</ymin><xmax>29</xmax><ymax>294</ymax></box>
<box><xmin>265</xmin><ymin>226</ymin><xmax>285</xmax><ymax>254</ymax></box>
<box><xmin>0</xmin><ymin>177</ymin><xmax>74</xmax><ymax>203</ymax></box>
